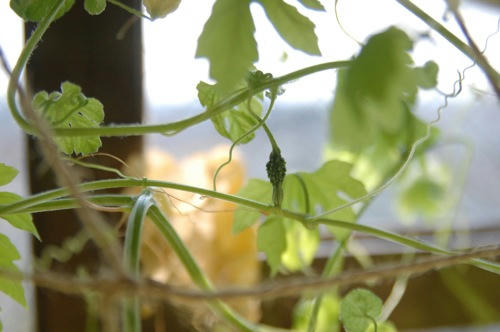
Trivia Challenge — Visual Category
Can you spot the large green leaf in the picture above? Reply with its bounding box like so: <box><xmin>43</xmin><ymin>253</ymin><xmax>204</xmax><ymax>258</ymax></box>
<box><xmin>0</xmin><ymin>164</ymin><xmax>38</xmax><ymax>239</ymax></box>
<box><xmin>233</xmin><ymin>179</ymin><xmax>272</xmax><ymax>233</ymax></box>
<box><xmin>235</xmin><ymin>160</ymin><xmax>366</xmax><ymax>271</ymax></box>
<box><xmin>330</xmin><ymin>27</ymin><xmax>439</xmax><ymax>153</ymax></box>
<box><xmin>0</xmin><ymin>233</ymin><xmax>26</xmax><ymax>307</ymax></box>
<box><xmin>197</xmin><ymin>81</ymin><xmax>263</xmax><ymax>144</ymax></box>
<box><xmin>257</xmin><ymin>0</ymin><xmax>321</xmax><ymax>55</ymax></box>
<box><xmin>340</xmin><ymin>288</ymin><xmax>382</xmax><ymax>332</ymax></box>
<box><xmin>196</xmin><ymin>0</ymin><xmax>257</xmax><ymax>93</ymax></box>
<box><xmin>32</xmin><ymin>81</ymin><xmax>105</xmax><ymax>156</ymax></box>
<box><xmin>257</xmin><ymin>217</ymin><xmax>286</xmax><ymax>275</ymax></box>
<box><xmin>10</xmin><ymin>0</ymin><xmax>75</xmax><ymax>22</ymax></box>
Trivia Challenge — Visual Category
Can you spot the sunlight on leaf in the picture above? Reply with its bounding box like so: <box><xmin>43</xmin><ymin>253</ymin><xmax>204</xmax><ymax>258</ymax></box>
<box><xmin>297</xmin><ymin>0</ymin><xmax>325</xmax><ymax>11</ymax></box>
<box><xmin>0</xmin><ymin>233</ymin><xmax>26</xmax><ymax>307</ymax></box>
<box><xmin>257</xmin><ymin>0</ymin><xmax>321</xmax><ymax>55</ymax></box>
<box><xmin>143</xmin><ymin>0</ymin><xmax>181</xmax><ymax>19</ymax></box>
<box><xmin>257</xmin><ymin>217</ymin><xmax>286</xmax><ymax>275</ymax></box>
<box><xmin>197</xmin><ymin>81</ymin><xmax>264</xmax><ymax>144</ymax></box>
<box><xmin>233</xmin><ymin>179</ymin><xmax>272</xmax><ymax>233</ymax></box>
<box><xmin>0</xmin><ymin>163</ymin><xmax>38</xmax><ymax>239</ymax></box>
<box><xmin>196</xmin><ymin>0</ymin><xmax>257</xmax><ymax>93</ymax></box>
<box><xmin>32</xmin><ymin>81</ymin><xmax>105</xmax><ymax>156</ymax></box>
<box><xmin>340</xmin><ymin>288</ymin><xmax>382</xmax><ymax>332</ymax></box>
<box><xmin>293</xmin><ymin>293</ymin><xmax>340</xmax><ymax>332</ymax></box>
<box><xmin>84</xmin><ymin>0</ymin><xmax>106</xmax><ymax>15</ymax></box>
<box><xmin>10</xmin><ymin>0</ymin><xmax>75</xmax><ymax>22</ymax></box>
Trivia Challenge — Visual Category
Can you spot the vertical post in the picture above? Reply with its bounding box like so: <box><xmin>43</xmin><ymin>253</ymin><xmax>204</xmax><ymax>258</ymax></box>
<box><xmin>25</xmin><ymin>1</ymin><xmax>143</xmax><ymax>331</ymax></box>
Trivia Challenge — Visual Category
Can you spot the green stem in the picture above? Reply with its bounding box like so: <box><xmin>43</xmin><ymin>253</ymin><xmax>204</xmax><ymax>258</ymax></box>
<box><xmin>395</xmin><ymin>0</ymin><xmax>499</xmax><ymax>88</ymax></box>
<box><xmin>122</xmin><ymin>191</ymin><xmax>154</xmax><ymax>332</ymax></box>
<box><xmin>147</xmin><ymin>205</ymin><xmax>257</xmax><ymax>332</ymax></box>
<box><xmin>107</xmin><ymin>0</ymin><xmax>152</xmax><ymax>20</ymax></box>
<box><xmin>7</xmin><ymin>0</ymin><xmax>66</xmax><ymax>134</ymax></box>
<box><xmin>2</xmin><ymin>179</ymin><xmax>499</xmax><ymax>274</ymax></box>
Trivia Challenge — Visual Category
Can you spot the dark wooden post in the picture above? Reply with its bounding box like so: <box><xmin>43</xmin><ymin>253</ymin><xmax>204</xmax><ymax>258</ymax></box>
<box><xmin>25</xmin><ymin>1</ymin><xmax>143</xmax><ymax>331</ymax></box>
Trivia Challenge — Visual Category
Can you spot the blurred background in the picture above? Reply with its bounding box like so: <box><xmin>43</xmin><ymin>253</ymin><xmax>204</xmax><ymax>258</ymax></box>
<box><xmin>0</xmin><ymin>0</ymin><xmax>499</xmax><ymax>331</ymax></box>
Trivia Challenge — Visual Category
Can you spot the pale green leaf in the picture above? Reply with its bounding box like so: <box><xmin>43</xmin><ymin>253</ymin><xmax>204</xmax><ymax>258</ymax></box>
<box><xmin>257</xmin><ymin>0</ymin><xmax>321</xmax><ymax>55</ymax></box>
<box><xmin>280</xmin><ymin>175</ymin><xmax>318</xmax><ymax>270</ymax></box>
<box><xmin>257</xmin><ymin>217</ymin><xmax>286</xmax><ymax>275</ymax></box>
<box><xmin>0</xmin><ymin>164</ymin><xmax>18</xmax><ymax>187</ymax></box>
<box><xmin>32</xmin><ymin>81</ymin><xmax>105</xmax><ymax>156</ymax></box>
<box><xmin>144</xmin><ymin>0</ymin><xmax>181</xmax><ymax>18</ymax></box>
<box><xmin>398</xmin><ymin>177</ymin><xmax>447</xmax><ymax>221</ymax></box>
<box><xmin>197</xmin><ymin>81</ymin><xmax>263</xmax><ymax>144</ymax></box>
<box><xmin>0</xmin><ymin>233</ymin><xmax>26</xmax><ymax>307</ymax></box>
<box><xmin>0</xmin><ymin>193</ymin><xmax>39</xmax><ymax>240</ymax></box>
<box><xmin>233</xmin><ymin>179</ymin><xmax>272</xmax><ymax>233</ymax></box>
<box><xmin>415</xmin><ymin>60</ymin><xmax>439</xmax><ymax>89</ymax></box>
<box><xmin>10</xmin><ymin>0</ymin><xmax>75</xmax><ymax>22</ymax></box>
<box><xmin>293</xmin><ymin>293</ymin><xmax>340</xmax><ymax>332</ymax></box>
<box><xmin>297</xmin><ymin>0</ymin><xmax>325</xmax><ymax>11</ymax></box>
<box><xmin>84</xmin><ymin>0</ymin><xmax>106</xmax><ymax>15</ymax></box>
<box><xmin>340</xmin><ymin>288</ymin><xmax>382</xmax><ymax>332</ymax></box>
<box><xmin>196</xmin><ymin>0</ymin><xmax>257</xmax><ymax>92</ymax></box>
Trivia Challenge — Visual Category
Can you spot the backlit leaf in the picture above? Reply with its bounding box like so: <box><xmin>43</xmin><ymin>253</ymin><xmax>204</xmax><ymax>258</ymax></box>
<box><xmin>143</xmin><ymin>0</ymin><xmax>181</xmax><ymax>19</ymax></box>
<box><xmin>297</xmin><ymin>0</ymin><xmax>325</xmax><ymax>11</ymax></box>
<box><xmin>197</xmin><ymin>81</ymin><xmax>264</xmax><ymax>144</ymax></box>
<box><xmin>84</xmin><ymin>0</ymin><xmax>106</xmax><ymax>15</ymax></box>
<box><xmin>293</xmin><ymin>293</ymin><xmax>340</xmax><ymax>332</ymax></box>
<box><xmin>32</xmin><ymin>81</ymin><xmax>105</xmax><ymax>156</ymax></box>
<box><xmin>340</xmin><ymin>288</ymin><xmax>382</xmax><ymax>332</ymax></box>
<box><xmin>257</xmin><ymin>0</ymin><xmax>321</xmax><ymax>55</ymax></box>
<box><xmin>0</xmin><ymin>164</ymin><xmax>38</xmax><ymax>239</ymax></box>
<box><xmin>10</xmin><ymin>0</ymin><xmax>75</xmax><ymax>22</ymax></box>
<box><xmin>233</xmin><ymin>179</ymin><xmax>272</xmax><ymax>233</ymax></box>
<box><xmin>196</xmin><ymin>0</ymin><xmax>257</xmax><ymax>93</ymax></box>
<box><xmin>0</xmin><ymin>233</ymin><xmax>26</xmax><ymax>307</ymax></box>
<box><xmin>257</xmin><ymin>217</ymin><xmax>286</xmax><ymax>275</ymax></box>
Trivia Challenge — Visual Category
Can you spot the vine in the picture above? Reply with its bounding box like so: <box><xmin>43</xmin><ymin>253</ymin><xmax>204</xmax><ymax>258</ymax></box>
<box><xmin>1</xmin><ymin>0</ymin><xmax>499</xmax><ymax>331</ymax></box>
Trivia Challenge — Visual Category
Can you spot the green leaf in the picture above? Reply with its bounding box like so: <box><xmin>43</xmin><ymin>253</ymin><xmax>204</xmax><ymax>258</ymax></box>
<box><xmin>415</xmin><ymin>60</ymin><xmax>439</xmax><ymax>89</ymax></box>
<box><xmin>0</xmin><ymin>233</ymin><xmax>26</xmax><ymax>307</ymax></box>
<box><xmin>197</xmin><ymin>81</ymin><xmax>264</xmax><ymax>144</ymax></box>
<box><xmin>293</xmin><ymin>293</ymin><xmax>340</xmax><ymax>332</ymax></box>
<box><xmin>366</xmin><ymin>321</ymin><xmax>397</xmax><ymax>332</ymax></box>
<box><xmin>233</xmin><ymin>179</ymin><xmax>272</xmax><ymax>233</ymax></box>
<box><xmin>257</xmin><ymin>0</ymin><xmax>321</xmax><ymax>55</ymax></box>
<box><xmin>0</xmin><ymin>164</ymin><xmax>18</xmax><ymax>187</ymax></box>
<box><xmin>340</xmin><ymin>288</ymin><xmax>382</xmax><ymax>332</ymax></box>
<box><xmin>10</xmin><ymin>0</ymin><xmax>75</xmax><ymax>22</ymax></box>
<box><xmin>0</xmin><ymin>193</ymin><xmax>39</xmax><ymax>240</ymax></box>
<box><xmin>398</xmin><ymin>176</ymin><xmax>447</xmax><ymax>222</ymax></box>
<box><xmin>297</xmin><ymin>0</ymin><xmax>325</xmax><ymax>11</ymax></box>
<box><xmin>257</xmin><ymin>217</ymin><xmax>286</xmax><ymax>275</ymax></box>
<box><xmin>32</xmin><ymin>81</ymin><xmax>105</xmax><ymax>156</ymax></box>
<box><xmin>143</xmin><ymin>0</ymin><xmax>181</xmax><ymax>19</ymax></box>
<box><xmin>196</xmin><ymin>0</ymin><xmax>257</xmax><ymax>92</ymax></box>
<box><xmin>0</xmin><ymin>164</ymin><xmax>38</xmax><ymax>239</ymax></box>
<box><xmin>84</xmin><ymin>0</ymin><xmax>106</xmax><ymax>15</ymax></box>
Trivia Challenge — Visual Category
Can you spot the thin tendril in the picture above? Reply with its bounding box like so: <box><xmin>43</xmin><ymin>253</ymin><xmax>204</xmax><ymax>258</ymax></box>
<box><xmin>335</xmin><ymin>0</ymin><xmax>363</xmax><ymax>46</ymax></box>
<box><xmin>212</xmin><ymin>89</ymin><xmax>278</xmax><ymax>191</ymax></box>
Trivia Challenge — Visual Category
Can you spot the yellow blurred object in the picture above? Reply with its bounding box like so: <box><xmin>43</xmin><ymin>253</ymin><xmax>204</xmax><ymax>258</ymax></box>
<box><xmin>129</xmin><ymin>146</ymin><xmax>261</xmax><ymax>326</ymax></box>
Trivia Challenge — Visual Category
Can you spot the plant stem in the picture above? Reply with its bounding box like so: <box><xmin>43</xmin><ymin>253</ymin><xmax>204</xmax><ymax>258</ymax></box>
<box><xmin>2</xmin><ymin>178</ymin><xmax>499</xmax><ymax>274</ymax></box>
<box><xmin>122</xmin><ymin>191</ymin><xmax>154</xmax><ymax>332</ymax></box>
<box><xmin>147</xmin><ymin>205</ymin><xmax>258</xmax><ymax>332</ymax></box>
<box><xmin>7</xmin><ymin>0</ymin><xmax>67</xmax><ymax>134</ymax></box>
<box><xmin>396</xmin><ymin>0</ymin><xmax>499</xmax><ymax>95</ymax></box>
